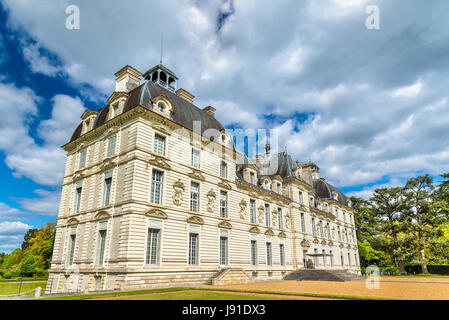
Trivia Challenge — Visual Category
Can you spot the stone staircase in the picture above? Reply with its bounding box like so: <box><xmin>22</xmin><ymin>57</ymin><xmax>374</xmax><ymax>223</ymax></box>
<box><xmin>284</xmin><ymin>269</ymin><xmax>366</xmax><ymax>282</ymax></box>
<box><xmin>210</xmin><ymin>268</ymin><xmax>253</xmax><ymax>286</ymax></box>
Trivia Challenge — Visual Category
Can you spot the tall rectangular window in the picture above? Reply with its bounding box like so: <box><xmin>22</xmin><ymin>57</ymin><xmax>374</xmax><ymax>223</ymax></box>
<box><xmin>67</xmin><ymin>230</ymin><xmax>76</xmax><ymax>266</ymax></box>
<box><xmin>220</xmin><ymin>236</ymin><xmax>228</xmax><ymax>266</ymax></box>
<box><xmin>107</xmin><ymin>135</ymin><xmax>117</xmax><ymax>157</ymax></box>
<box><xmin>348</xmin><ymin>252</ymin><xmax>351</xmax><ymax>266</ymax></box>
<box><xmin>313</xmin><ymin>248</ymin><xmax>318</xmax><ymax>267</ymax></box>
<box><xmin>330</xmin><ymin>250</ymin><xmax>334</xmax><ymax>267</ymax></box>
<box><xmin>340</xmin><ymin>251</ymin><xmax>344</xmax><ymax>266</ymax></box>
<box><xmin>191</xmin><ymin>148</ymin><xmax>200</xmax><ymax>168</ymax></box>
<box><xmin>78</xmin><ymin>149</ymin><xmax>87</xmax><ymax>169</ymax></box>
<box><xmin>150</xmin><ymin>170</ymin><xmax>164</xmax><ymax>204</ymax></box>
<box><xmin>311</xmin><ymin>218</ymin><xmax>316</xmax><ymax>236</ymax></box>
<box><xmin>327</xmin><ymin>222</ymin><xmax>331</xmax><ymax>239</ymax></box>
<box><xmin>338</xmin><ymin>227</ymin><xmax>341</xmax><ymax>241</ymax></box>
<box><xmin>298</xmin><ymin>191</ymin><xmax>303</xmax><ymax>203</ymax></box>
<box><xmin>146</xmin><ymin>228</ymin><xmax>161</xmax><ymax>265</ymax></box>
<box><xmin>319</xmin><ymin>220</ymin><xmax>324</xmax><ymax>237</ymax></box>
<box><xmin>96</xmin><ymin>227</ymin><xmax>107</xmax><ymax>267</ymax></box>
<box><xmin>277</xmin><ymin>208</ymin><xmax>283</xmax><ymax>229</ymax></box>
<box><xmin>153</xmin><ymin>134</ymin><xmax>166</xmax><ymax>155</ymax></box>
<box><xmin>301</xmin><ymin>213</ymin><xmax>306</xmax><ymax>233</ymax></box>
<box><xmin>190</xmin><ymin>182</ymin><xmax>200</xmax><ymax>212</ymax></box>
<box><xmin>188</xmin><ymin>233</ymin><xmax>199</xmax><ymax>265</ymax></box>
<box><xmin>266</xmin><ymin>242</ymin><xmax>272</xmax><ymax>266</ymax></box>
<box><xmin>276</xmin><ymin>183</ymin><xmax>281</xmax><ymax>193</ymax></box>
<box><xmin>279</xmin><ymin>244</ymin><xmax>285</xmax><ymax>266</ymax></box>
<box><xmin>322</xmin><ymin>249</ymin><xmax>327</xmax><ymax>267</ymax></box>
<box><xmin>250</xmin><ymin>200</ymin><xmax>256</xmax><ymax>224</ymax></box>
<box><xmin>112</xmin><ymin>103</ymin><xmax>119</xmax><ymax>118</ymax></box>
<box><xmin>103</xmin><ymin>171</ymin><xmax>112</xmax><ymax>206</ymax></box>
<box><xmin>264</xmin><ymin>204</ymin><xmax>270</xmax><ymax>227</ymax></box>
<box><xmin>74</xmin><ymin>181</ymin><xmax>83</xmax><ymax>213</ymax></box>
<box><xmin>220</xmin><ymin>191</ymin><xmax>228</xmax><ymax>218</ymax></box>
<box><xmin>250</xmin><ymin>172</ymin><xmax>255</xmax><ymax>184</ymax></box>
<box><xmin>251</xmin><ymin>240</ymin><xmax>257</xmax><ymax>266</ymax></box>
<box><xmin>220</xmin><ymin>161</ymin><xmax>227</xmax><ymax>179</ymax></box>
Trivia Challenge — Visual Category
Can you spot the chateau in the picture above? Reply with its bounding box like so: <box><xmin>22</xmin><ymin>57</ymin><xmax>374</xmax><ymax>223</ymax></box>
<box><xmin>45</xmin><ymin>63</ymin><xmax>360</xmax><ymax>294</ymax></box>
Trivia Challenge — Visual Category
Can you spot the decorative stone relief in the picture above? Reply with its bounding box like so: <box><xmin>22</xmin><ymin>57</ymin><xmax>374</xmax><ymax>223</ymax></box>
<box><xmin>172</xmin><ymin>179</ymin><xmax>185</xmax><ymax>206</ymax></box>
<box><xmin>278</xmin><ymin>231</ymin><xmax>287</xmax><ymax>238</ymax></box>
<box><xmin>187</xmin><ymin>169</ymin><xmax>205</xmax><ymax>181</ymax></box>
<box><xmin>257</xmin><ymin>205</ymin><xmax>265</xmax><ymax>224</ymax></box>
<box><xmin>300</xmin><ymin>239</ymin><xmax>311</xmax><ymax>248</ymax></box>
<box><xmin>148</xmin><ymin>155</ymin><xmax>171</xmax><ymax>170</ymax></box>
<box><xmin>313</xmin><ymin>238</ymin><xmax>319</xmax><ymax>244</ymax></box>
<box><xmin>187</xmin><ymin>215</ymin><xmax>204</xmax><ymax>225</ymax></box>
<box><xmin>145</xmin><ymin>209</ymin><xmax>168</xmax><ymax>219</ymax></box>
<box><xmin>271</xmin><ymin>209</ymin><xmax>277</xmax><ymax>227</ymax></box>
<box><xmin>264</xmin><ymin>229</ymin><xmax>274</xmax><ymax>236</ymax></box>
<box><xmin>206</xmin><ymin>190</ymin><xmax>216</xmax><ymax>213</ymax></box>
<box><xmin>331</xmin><ymin>227</ymin><xmax>336</xmax><ymax>240</ymax></box>
<box><xmin>218</xmin><ymin>179</ymin><xmax>233</xmax><ymax>190</ymax></box>
<box><xmin>321</xmin><ymin>239</ymin><xmax>327</xmax><ymax>245</ymax></box>
<box><xmin>249</xmin><ymin>226</ymin><xmax>261</xmax><ymax>234</ymax></box>
<box><xmin>218</xmin><ymin>220</ymin><xmax>232</xmax><ymax>229</ymax></box>
<box><xmin>284</xmin><ymin>214</ymin><xmax>290</xmax><ymax>229</ymax></box>
<box><xmin>239</xmin><ymin>199</ymin><xmax>247</xmax><ymax>220</ymax></box>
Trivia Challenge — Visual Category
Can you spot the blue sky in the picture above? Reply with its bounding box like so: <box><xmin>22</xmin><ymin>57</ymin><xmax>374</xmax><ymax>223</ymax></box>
<box><xmin>0</xmin><ymin>0</ymin><xmax>449</xmax><ymax>252</ymax></box>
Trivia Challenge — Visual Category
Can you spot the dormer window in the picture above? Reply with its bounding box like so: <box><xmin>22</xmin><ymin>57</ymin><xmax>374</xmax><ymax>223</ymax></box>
<box><xmin>264</xmin><ymin>179</ymin><xmax>270</xmax><ymax>189</ymax></box>
<box><xmin>157</xmin><ymin>101</ymin><xmax>167</xmax><ymax>113</ymax></box>
<box><xmin>249</xmin><ymin>171</ymin><xmax>255</xmax><ymax>184</ymax></box>
<box><xmin>276</xmin><ymin>183</ymin><xmax>281</xmax><ymax>193</ymax></box>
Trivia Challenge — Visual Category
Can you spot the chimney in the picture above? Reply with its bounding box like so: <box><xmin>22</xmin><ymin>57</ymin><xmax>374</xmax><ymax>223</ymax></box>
<box><xmin>203</xmin><ymin>106</ymin><xmax>216</xmax><ymax>117</ymax></box>
<box><xmin>115</xmin><ymin>65</ymin><xmax>142</xmax><ymax>92</ymax></box>
<box><xmin>176</xmin><ymin>88</ymin><xmax>195</xmax><ymax>103</ymax></box>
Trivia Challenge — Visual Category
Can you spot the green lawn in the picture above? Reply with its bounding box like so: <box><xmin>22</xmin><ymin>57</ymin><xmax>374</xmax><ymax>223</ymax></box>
<box><xmin>0</xmin><ymin>280</ymin><xmax>47</xmax><ymax>296</ymax></box>
<box><xmin>115</xmin><ymin>291</ymin><xmax>284</xmax><ymax>300</ymax></box>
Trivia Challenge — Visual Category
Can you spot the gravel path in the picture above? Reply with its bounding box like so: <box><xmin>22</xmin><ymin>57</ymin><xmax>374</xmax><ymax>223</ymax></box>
<box><xmin>209</xmin><ymin>279</ymin><xmax>449</xmax><ymax>300</ymax></box>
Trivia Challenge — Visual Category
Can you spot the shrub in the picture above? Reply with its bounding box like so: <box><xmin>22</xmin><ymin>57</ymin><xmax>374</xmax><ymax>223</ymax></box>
<box><xmin>381</xmin><ymin>266</ymin><xmax>399</xmax><ymax>274</ymax></box>
<box><xmin>17</xmin><ymin>252</ymin><xmax>38</xmax><ymax>277</ymax></box>
<box><xmin>3</xmin><ymin>272</ymin><xmax>12</xmax><ymax>279</ymax></box>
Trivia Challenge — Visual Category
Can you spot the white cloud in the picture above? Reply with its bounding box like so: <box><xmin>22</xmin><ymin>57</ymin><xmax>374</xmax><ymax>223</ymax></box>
<box><xmin>0</xmin><ymin>221</ymin><xmax>33</xmax><ymax>235</ymax></box>
<box><xmin>0</xmin><ymin>82</ymin><xmax>85</xmax><ymax>186</ymax></box>
<box><xmin>1</xmin><ymin>0</ymin><xmax>449</xmax><ymax>193</ymax></box>
<box><xmin>17</xmin><ymin>189</ymin><xmax>61</xmax><ymax>217</ymax></box>
<box><xmin>22</xmin><ymin>42</ymin><xmax>62</xmax><ymax>76</ymax></box>
<box><xmin>0</xmin><ymin>203</ymin><xmax>28</xmax><ymax>221</ymax></box>
<box><xmin>391</xmin><ymin>80</ymin><xmax>423</xmax><ymax>98</ymax></box>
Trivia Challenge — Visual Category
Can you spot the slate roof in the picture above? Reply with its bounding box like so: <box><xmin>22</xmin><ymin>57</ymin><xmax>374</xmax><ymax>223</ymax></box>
<box><xmin>312</xmin><ymin>178</ymin><xmax>349</xmax><ymax>206</ymax></box>
<box><xmin>69</xmin><ymin>80</ymin><xmax>226</xmax><ymax>143</ymax></box>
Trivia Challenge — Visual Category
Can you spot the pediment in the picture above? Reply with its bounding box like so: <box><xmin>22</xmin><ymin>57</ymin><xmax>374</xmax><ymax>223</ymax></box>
<box><xmin>278</xmin><ymin>231</ymin><xmax>287</xmax><ymax>238</ymax></box>
<box><xmin>107</xmin><ymin>91</ymin><xmax>128</xmax><ymax>104</ymax></box>
<box><xmin>321</xmin><ymin>239</ymin><xmax>327</xmax><ymax>245</ymax></box>
<box><xmin>67</xmin><ymin>218</ymin><xmax>80</xmax><ymax>225</ymax></box>
<box><xmin>218</xmin><ymin>179</ymin><xmax>233</xmax><ymax>190</ymax></box>
<box><xmin>264</xmin><ymin>229</ymin><xmax>274</xmax><ymax>236</ymax></box>
<box><xmin>313</xmin><ymin>238</ymin><xmax>319</xmax><ymax>244</ymax></box>
<box><xmin>101</xmin><ymin>158</ymin><xmax>118</xmax><ymax>170</ymax></box>
<box><xmin>218</xmin><ymin>220</ymin><xmax>232</xmax><ymax>229</ymax></box>
<box><xmin>145</xmin><ymin>209</ymin><xmax>168</xmax><ymax>219</ymax></box>
<box><xmin>187</xmin><ymin>215</ymin><xmax>204</xmax><ymax>225</ymax></box>
<box><xmin>187</xmin><ymin>169</ymin><xmax>205</xmax><ymax>181</ymax></box>
<box><xmin>249</xmin><ymin>226</ymin><xmax>260</xmax><ymax>234</ymax></box>
<box><xmin>94</xmin><ymin>211</ymin><xmax>110</xmax><ymax>220</ymax></box>
<box><xmin>148</xmin><ymin>155</ymin><xmax>171</xmax><ymax>170</ymax></box>
<box><xmin>300</xmin><ymin>239</ymin><xmax>311</xmax><ymax>248</ymax></box>
<box><xmin>328</xmin><ymin>241</ymin><xmax>334</xmax><ymax>246</ymax></box>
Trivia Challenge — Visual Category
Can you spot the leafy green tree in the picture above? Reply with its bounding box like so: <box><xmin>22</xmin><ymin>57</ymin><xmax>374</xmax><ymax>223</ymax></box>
<box><xmin>1</xmin><ymin>249</ymin><xmax>23</xmax><ymax>270</ymax></box>
<box><xmin>404</xmin><ymin>175</ymin><xmax>447</xmax><ymax>274</ymax></box>
<box><xmin>21</xmin><ymin>228</ymin><xmax>38</xmax><ymax>251</ymax></box>
<box><xmin>17</xmin><ymin>252</ymin><xmax>38</xmax><ymax>277</ymax></box>
<box><xmin>370</xmin><ymin>187</ymin><xmax>411</xmax><ymax>273</ymax></box>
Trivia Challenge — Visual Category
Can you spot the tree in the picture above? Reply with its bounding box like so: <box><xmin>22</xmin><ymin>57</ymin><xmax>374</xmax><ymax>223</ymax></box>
<box><xmin>27</xmin><ymin>222</ymin><xmax>56</xmax><ymax>269</ymax></box>
<box><xmin>21</xmin><ymin>229</ymin><xmax>38</xmax><ymax>251</ymax></box>
<box><xmin>17</xmin><ymin>252</ymin><xmax>38</xmax><ymax>277</ymax></box>
<box><xmin>404</xmin><ymin>175</ymin><xmax>447</xmax><ymax>274</ymax></box>
<box><xmin>1</xmin><ymin>249</ymin><xmax>24</xmax><ymax>270</ymax></box>
<box><xmin>369</xmin><ymin>187</ymin><xmax>411</xmax><ymax>274</ymax></box>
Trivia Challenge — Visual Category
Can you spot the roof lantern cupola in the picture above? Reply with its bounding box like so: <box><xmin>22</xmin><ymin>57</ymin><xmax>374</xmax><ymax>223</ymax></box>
<box><xmin>142</xmin><ymin>63</ymin><xmax>178</xmax><ymax>92</ymax></box>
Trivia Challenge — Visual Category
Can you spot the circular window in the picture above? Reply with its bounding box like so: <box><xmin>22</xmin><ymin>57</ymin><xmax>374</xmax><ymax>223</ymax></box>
<box><xmin>157</xmin><ymin>101</ymin><xmax>167</xmax><ymax>113</ymax></box>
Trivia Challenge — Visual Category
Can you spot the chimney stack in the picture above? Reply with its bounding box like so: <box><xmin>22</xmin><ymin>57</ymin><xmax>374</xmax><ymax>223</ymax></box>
<box><xmin>114</xmin><ymin>65</ymin><xmax>142</xmax><ymax>92</ymax></box>
<box><xmin>176</xmin><ymin>88</ymin><xmax>195</xmax><ymax>103</ymax></box>
<box><xmin>203</xmin><ymin>106</ymin><xmax>216</xmax><ymax>117</ymax></box>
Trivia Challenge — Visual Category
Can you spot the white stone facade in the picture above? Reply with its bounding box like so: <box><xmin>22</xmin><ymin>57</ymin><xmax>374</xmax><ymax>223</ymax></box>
<box><xmin>45</xmin><ymin>64</ymin><xmax>360</xmax><ymax>294</ymax></box>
